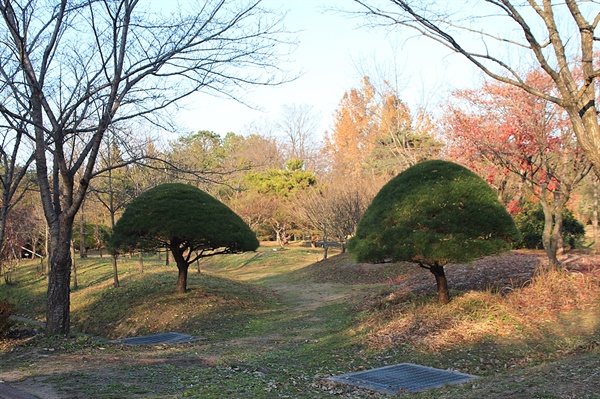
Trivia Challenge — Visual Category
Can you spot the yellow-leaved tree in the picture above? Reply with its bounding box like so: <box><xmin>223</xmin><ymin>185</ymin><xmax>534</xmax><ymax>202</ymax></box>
<box><xmin>324</xmin><ymin>76</ymin><xmax>441</xmax><ymax>180</ymax></box>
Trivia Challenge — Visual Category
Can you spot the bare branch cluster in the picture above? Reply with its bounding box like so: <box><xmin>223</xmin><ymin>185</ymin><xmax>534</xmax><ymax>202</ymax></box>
<box><xmin>0</xmin><ymin>0</ymin><xmax>293</xmax><ymax>335</ymax></box>
<box><xmin>352</xmin><ymin>0</ymin><xmax>600</xmax><ymax>174</ymax></box>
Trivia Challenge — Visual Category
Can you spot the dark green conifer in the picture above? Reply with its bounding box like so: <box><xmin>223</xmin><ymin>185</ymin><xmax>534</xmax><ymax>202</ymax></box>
<box><xmin>111</xmin><ymin>183</ymin><xmax>258</xmax><ymax>293</ymax></box>
<box><xmin>348</xmin><ymin>160</ymin><xmax>519</xmax><ymax>303</ymax></box>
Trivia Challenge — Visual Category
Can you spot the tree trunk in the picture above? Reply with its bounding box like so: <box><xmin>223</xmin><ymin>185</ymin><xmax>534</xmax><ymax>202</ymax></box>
<box><xmin>539</xmin><ymin>199</ymin><xmax>563</xmax><ymax>269</ymax></box>
<box><xmin>276</xmin><ymin>230</ymin><xmax>284</xmax><ymax>248</ymax></box>
<box><xmin>273</xmin><ymin>220</ymin><xmax>287</xmax><ymax>248</ymax></box>
<box><xmin>429</xmin><ymin>263</ymin><xmax>450</xmax><ymax>304</ymax></box>
<box><xmin>108</xmin><ymin>168</ymin><xmax>118</xmax><ymax>282</ymax></box>
<box><xmin>111</xmin><ymin>254</ymin><xmax>119</xmax><ymax>288</ymax></box>
<box><xmin>168</xmin><ymin>239</ymin><xmax>194</xmax><ymax>294</ymax></box>
<box><xmin>46</xmin><ymin>227</ymin><xmax>73</xmax><ymax>335</ymax></box>
<box><xmin>594</xmin><ymin>176</ymin><xmax>599</xmax><ymax>254</ymax></box>
<box><xmin>45</xmin><ymin>222</ymin><xmax>50</xmax><ymax>280</ymax></box>
<box><xmin>170</xmin><ymin>247</ymin><xmax>189</xmax><ymax>294</ymax></box>
<box><xmin>557</xmin><ymin>232</ymin><xmax>565</xmax><ymax>255</ymax></box>
<box><xmin>138</xmin><ymin>251</ymin><xmax>144</xmax><ymax>273</ymax></box>
<box><xmin>0</xmin><ymin>203</ymin><xmax>9</xmax><ymax>278</ymax></box>
<box><xmin>569</xmin><ymin>97</ymin><xmax>600</xmax><ymax>179</ymax></box>
<box><xmin>79</xmin><ymin>204</ymin><xmax>87</xmax><ymax>258</ymax></box>
<box><xmin>176</xmin><ymin>263</ymin><xmax>188</xmax><ymax>294</ymax></box>
<box><xmin>95</xmin><ymin>224</ymin><xmax>103</xmax><ymax>258</ymax></box>
<box><xmin>322</xmin><ymin>229</ymin><xmax>329</xmax><ymax>260</ymax></box>
<box><xmin>70</xmin><ymin>242</ymin><xmax>78</xmax><ymax>291</ymax></box>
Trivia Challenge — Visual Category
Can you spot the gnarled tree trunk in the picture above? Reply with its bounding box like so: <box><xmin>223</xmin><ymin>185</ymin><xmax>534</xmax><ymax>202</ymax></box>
<box><xmin>429</xmin><ymin>263</ymin><xmax>450</xmax><ymax>304</ymax></box>
<box><xmin>170</xmin><ymin>244</ymin><xmax>190</xmax><ymax>294</ymax></box>
<box><xmin>420</xmin><ymin>261</ymin><xmax>450</xmax><ymax>304</ymax></box>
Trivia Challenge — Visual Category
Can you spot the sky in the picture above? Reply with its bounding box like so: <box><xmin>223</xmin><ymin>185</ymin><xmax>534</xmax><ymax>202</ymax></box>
<box><xmin>172</xmin><ymin>0</ymin><xmax>479</xmax><ymax>140</ymax></box>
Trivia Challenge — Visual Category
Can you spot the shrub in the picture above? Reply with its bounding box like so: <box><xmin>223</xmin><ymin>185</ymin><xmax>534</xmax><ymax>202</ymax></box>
<box><xmin>514</xmin><ymin>203</ymin><xmax>585</xmax><ymax>249</ymax></box>
<box><xmin>0</xmin><ymin>299</ymin><xmax>16</xmax><ymax>336</ymax></box>
<box><xmin>72</xmin><ymin>222</ymin><xmax>111</xmax><ymax>251</ymax></box>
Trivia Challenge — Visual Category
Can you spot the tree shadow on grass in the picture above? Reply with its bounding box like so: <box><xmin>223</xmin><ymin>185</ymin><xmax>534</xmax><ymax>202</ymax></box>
<box><xmin>70</xmin><ymin>270</ymin><xmax>277</xmax><ymax>339</ymax></box>
<box><xmin>284</xmin><ymin>251</ymin><xmax>542</xmax><ymax>294</ymax></box>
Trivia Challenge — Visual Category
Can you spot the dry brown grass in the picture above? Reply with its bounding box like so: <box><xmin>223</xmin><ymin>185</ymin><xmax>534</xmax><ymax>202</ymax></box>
<box><xmin>357</xmin><ymin>261</ymin><xmax>600</xmax><ymax>353</ymax></box>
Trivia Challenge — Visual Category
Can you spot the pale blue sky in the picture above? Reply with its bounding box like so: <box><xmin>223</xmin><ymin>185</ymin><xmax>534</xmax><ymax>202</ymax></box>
<box><xmin>175</xmin><ymin>0</ymin><xmax>478</xmax><ymax>139</ymax></box>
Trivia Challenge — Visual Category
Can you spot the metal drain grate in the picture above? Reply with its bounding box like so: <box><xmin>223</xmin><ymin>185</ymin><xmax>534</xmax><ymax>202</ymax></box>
<box><xmin>110</xmin><ymin>332</ymin><xmax>201</xmax><ymax>345</ymax></box>
<box><xmin>328</xmin><ymin>363</ymin><xmax>477</xmax><ymax>393</ymax></box>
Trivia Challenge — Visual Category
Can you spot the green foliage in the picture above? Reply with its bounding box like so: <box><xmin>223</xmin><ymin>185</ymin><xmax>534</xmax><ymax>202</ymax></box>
<box><xmin>348</xmin><ymin>160</ymin><xmax>519</xmax><ymax>265</ymax></box>
<box><xmin>514</xmin><ymin>203</ymin><xmax>585</xmax><ymax>249</ymax></box>
<box><xmin>244</xmin><ymin>159</ymin><xmax>316</xmax><ymax>198</ymax></box>
<box><xmin>170</xmin><ymin>130</ymin><xmax>225</xmax><ymax>172</ymax></box>
<box><xmin>72</xmin><ymin>223</ymin><xmax>111</xmax><ymax>250</ymax></box>
<box><xmin>0</xmin><ymin>299</ymin><xmax>15</xmax><ymax>336</ymax></box>
<box><xmin>285</xmin><ymin>158</ymin><xmax>305</xmax><ymax>172</ymax></box>
<box><xmin>110</xmin><ymin>183</ymin><xmax>259</xmax><ymax>253</ymax></box>
<box><xmin>366</xmin><ymin>130</ymin><xmax>443</xmax><ymax>177</ymax></box>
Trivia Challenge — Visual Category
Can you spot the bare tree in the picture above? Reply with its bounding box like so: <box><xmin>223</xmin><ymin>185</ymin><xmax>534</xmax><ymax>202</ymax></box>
<box><xmin>0</xmin><ymin>123</ymin><xmax>35</xmax><ymax>274</ymax></box>
<box><xmin>90</xmin><ymin>127</ymin><xmax>142</xmax><ymax>288</ymax></box>
<box><xmin>352</xmin><ymin>0</ymin><xmax>600</xmax><ymax>173</ymax></box>
<box><xmin>328</xmin><ymin>183</ymin><xmax>373</xmax><ymax>252</ymax></box>
<box><xmin>277</xmin><ymin>104</ymin><xmax>320</xmax><ymax>166</ymax></box>
<box><xmin>1</xmin><ymin>204</ymin><xmax>42</xmax><ymax>284</ymax></box>
<box><xmin>0</xmin><ymin>0</ymin><xmax>292</xmax><ymax>335</ymax></box>
<box><xmin>296</xmin><ymin>182</ymin><xmax>373</xmax><ymax>258</ymax></box>
<box><xmin>296</xmin><ymin>188</ymin><xmax>334</xmax><ymax>259</ymax></box>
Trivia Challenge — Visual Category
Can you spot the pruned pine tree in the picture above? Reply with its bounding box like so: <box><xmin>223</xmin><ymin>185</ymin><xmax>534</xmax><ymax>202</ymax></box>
<box><xmin>111</xmin><ymin>183</ymin><xmax>259</xmax><ymax>294</ymax></box>
<box><xmin>348</xmin><ymin>160</ymin><xmax>519</xmax><ymax>304</ymax></box>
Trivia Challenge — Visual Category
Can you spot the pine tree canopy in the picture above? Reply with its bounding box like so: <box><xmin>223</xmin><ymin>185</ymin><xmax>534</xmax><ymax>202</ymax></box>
<box><xmin>348</xmin><ymin>160</ymin><xmax>519</xmax><ymax>266</ymax></box>
<box><xmin>111</xmin><ymin>183</ymin><xmax>259</xmax><ymax>254</ymax></box>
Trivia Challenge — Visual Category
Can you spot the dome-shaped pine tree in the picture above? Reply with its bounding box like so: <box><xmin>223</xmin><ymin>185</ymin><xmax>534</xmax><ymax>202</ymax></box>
<box><xmin>348</xmin><ymin>160</ymin><xmax>519</xmax><ymax>303</ymax></box>
<box><xmin>111</xmin><ymin>183</ymin><xmax>259</xmax><ymax>293</ymax></box>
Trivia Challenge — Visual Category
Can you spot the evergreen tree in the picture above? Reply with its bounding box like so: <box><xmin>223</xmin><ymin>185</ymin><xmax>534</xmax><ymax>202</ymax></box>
<box><xmin>348</xmin><ymin>160</ymin><xmax>519</xmax><ymax>303</ymax></box>
<box><xmin>111</xmin><ymin>183</ymin><xmax>259</xmax><ymax>293</ymax></box>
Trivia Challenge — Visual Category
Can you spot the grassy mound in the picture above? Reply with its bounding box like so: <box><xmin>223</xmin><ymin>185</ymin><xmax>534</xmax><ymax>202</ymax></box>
<box><xmin>291</xmin><ymin>252</ymin><xmax>419</xmax><ymax>285</ymax></box>
<box><xmin>72</xmin><ymin>271</ymin><xmax>276</xmax><ymax>339</ymax></box>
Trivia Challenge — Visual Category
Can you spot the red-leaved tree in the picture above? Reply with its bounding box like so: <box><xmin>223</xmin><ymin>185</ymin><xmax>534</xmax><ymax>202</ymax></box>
<box><xmin>445</xmin><ymin>71</ymin><xmax>591</xmax><ymax>267</ymax></box>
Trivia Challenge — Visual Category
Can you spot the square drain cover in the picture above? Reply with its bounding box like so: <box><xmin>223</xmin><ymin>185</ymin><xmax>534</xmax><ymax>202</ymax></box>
<box><xmin>328</xmin><ymin>363</ymin><xmax>477</xmax><ymax>393</ymax></box>
<box><xmin>110</xmin><ymin>332</ymin><xmax>201</xmax><ymax>345</ymax></box>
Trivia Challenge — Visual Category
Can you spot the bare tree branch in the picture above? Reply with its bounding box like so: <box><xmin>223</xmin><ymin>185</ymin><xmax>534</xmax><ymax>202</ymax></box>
<box><xmin>0</xmin><ymin>0</ymin><xmax>294</xmax><ymax>335</ymax></box>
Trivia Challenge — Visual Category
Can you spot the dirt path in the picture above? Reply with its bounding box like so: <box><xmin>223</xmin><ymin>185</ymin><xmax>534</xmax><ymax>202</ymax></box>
<box><xmin>269</xmin><ymin>281</ymin><xmax>352</xmax><ymax>313</ymax></box>
<box><xmin>202</xmin><ymin>280</ymin><xmax>360</xmax><ymax>359</ymax></box>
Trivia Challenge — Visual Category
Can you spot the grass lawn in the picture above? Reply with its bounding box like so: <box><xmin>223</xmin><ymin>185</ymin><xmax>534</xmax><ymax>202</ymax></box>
<box><xmin>1</xmin><ymin>242</ymin><xmax>599</xmax><ymax>398</ymax></box>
